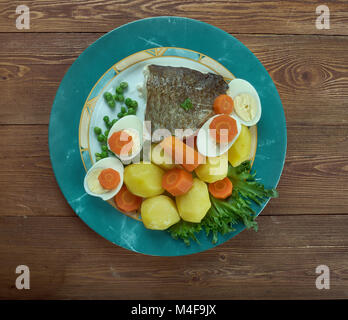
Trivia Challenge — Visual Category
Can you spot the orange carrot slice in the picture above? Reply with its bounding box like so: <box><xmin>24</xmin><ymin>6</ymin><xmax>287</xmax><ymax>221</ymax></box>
<box><xmin>162</xmin><ymin>168</ymin><xmax>193</xmax><ymax>196</ymax></box>
<box><xmin>213</xmin><ymin>94</ymin><xmax>234</xmax><ymax>114</ymax></box>
<box><xmin>160</xmin><ymin>136</ymin><xmax>205</xmax><ymax>172</ymax></box>
<box><xmin>115</xmin><ymin>184</ymin><xmax>142</xmax><ymax>212</ymax></box>
<box><xmin>208</xmin><ymin>177</ymin><xmax>233</xmax><ymax>199</ymax></box>
<box><xmin>108</xmin><ymin>130</ymin><xmax>133</xmax><ymax>155</ymax></box>
<box><xmin>98</xmin><ymin>168</ymin><xmax>120</xmax><ymax>190</ymax></box>
<box><xmin>209</xmin><ymin>115</ymin><xmax>238</xmax><ymax>144</ymax></box>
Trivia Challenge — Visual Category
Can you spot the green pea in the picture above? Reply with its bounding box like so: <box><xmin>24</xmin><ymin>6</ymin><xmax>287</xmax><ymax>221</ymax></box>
<box><xmin>121</xmin><ymin>106</ymin><xmax>127</xmax><ymax>113</ymax></box>
<box><xmin>101</xmin><ymin>151</ymin><xmax>108</xmax><ymax>158</ymax></box>
<box><xmin>103</xmin><ymin>115</ymin><xmax>110</xmax><ymax>123</ymax></box>
<box><xmin>111</xmin><ymin>119</ymin><xmax>117</xmax><ymax>126</ymax></box>
<box><xmin>117</xmin><ymin>112</ymin><xmax>124</xmax><ymax>118</ymax></box>
<box><xmin>116</xmin><ymin>86</ymin><xmax>123</xmax><ymax>94</ymax></box>
<box><xmin>96</xmin><ymin>156</ymin><xmax>102</xmax><ymax>162</ymax></box>
<box><xmin>94</xmin><ymin>127</ymin><xmax>102</xmax><ymax>135</ymax></box>
<box><xmin>128</xmin><ymin>107</ymin><xmax>136</xmax><ymax>115</ymax></box>
<box><xmin>101</xmin><ymin>145</ymin><xmax>108</xmax><ymax>152</ymax></box>
<box><xmin>95</xmin><ymin>152</ymin><xmax>101</xmax><ymax>157</ymax></box>
<box><xmin>125</xmin><ymin>98</ymin><xmax>132</xmax><ymax>107</ymax></box>
<box><xmin>103</xmin><ymin>92</ymin><xmax>113</xmax><ymax>101</ymax></box>
<box><xmin>97</xmin><ymin>134</ymin><xmax>106</xmax><ymax>142</ymax></box>
<box><xmin>120</xmin><ymin>82</ymin><xmax>128</xmax><ymax>89</ymax></box>
<box><xmin>107</xmin><ymin>99</ymin><xmax>116</xmax><ymax>108</ymax></box>
<box><xmin>113</xmin><ymin>94</ymin><xmax>119</xmax><ymax>101</ymax></box>
<box><xmin>104</xmin><ymin>129</ymin><xmax>109</xmax><ymax>137</ymax></box>
<box><xmin>117</xmin><ymin>94</ymin><xmax>124</xmax><ymax>102</ymax></box>
<box><xmin>130</xmin><ymin>100</ymin><xmax>138</xmax><ymax>108</ymax></box>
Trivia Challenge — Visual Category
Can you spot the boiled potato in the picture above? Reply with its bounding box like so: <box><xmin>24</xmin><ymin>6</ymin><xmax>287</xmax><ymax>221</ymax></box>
<box><xmin>141</xmin><ymin>195</ymin><xmax>180</xmax><ymax>230</ymax></box>
<box><xmin>228</xmin><ymin>125</ymin><xmax>251</xmax><ymax>167</ymax></box>
<box><xmin>124</xmin><ymin>162</ymin><xmax>164</xmax><ymax>197</ymax></box>
<box><xmin>195</xmin><ymin>152</ymin><xmax>228</xmax><ymax>183</ymax></box>
<box><xmin>151</xmin><ymin>143</ymin><xmax>175</xmax><ymax>170</ymax></box>
<box><xmin>176</xmin><ymin>178</ymin><xmax>211</xmax><ymax>223</ymax></box>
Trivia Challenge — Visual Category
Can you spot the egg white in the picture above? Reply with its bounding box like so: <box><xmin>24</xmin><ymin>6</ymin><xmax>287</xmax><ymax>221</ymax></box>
<box><xmin>227</xmin><ymin>78</ymin><xmax>262</xmax><ymax>126</ymax></box>
<box><xmin>107</xmin><ymin>115</ymin><xmax>144</xmax><ymax>162</ymax></box>
<box><xmin>83</xmin><ymin>157</ymin><xmax>124</xmax><ymax>200</ymax></box>
<box><xmin>86</xmin><ymin>168</ymin><xmax>108</xmax><ymax>194</ymax></box>
<box><xmin>197</xmin><ymin>114</ymin><xmax>242</xmax><ymax>157</ymax></box>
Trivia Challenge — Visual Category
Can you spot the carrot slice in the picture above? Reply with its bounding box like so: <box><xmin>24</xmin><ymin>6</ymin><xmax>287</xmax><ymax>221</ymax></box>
<box><xmin>162</xmin><ymin>168</ymin><xmax>193</xmax><ymax>196</ymax></box>
<box><xmin>209</xmin><ymin>115</ymin><xmax>238</xmax><ymax>144</ymax></box>
<box><xmin>208</xmin><ymin>177</ymin><xmax>233</xmax><ymax>199</ymax></box>
<box><xmin>115</xmin><ymin>184</ymin><xmax>142</xmax><ymax>212</ymax></box>
<box><xmin>108</xmin><ymin>130</ymin><xmax>133</xmax><ymax>155</ymax></box>
<box><xmin>98</xmin><ymin>168</ymin><xmax>120</xmax><ymax>190</ymax></box>
<box><xmin>160</xmin><ymin>136</ymin><xmax>205</xmax><ymax>172</ymax></box>
<box><xmin>213</xmin><ymin>94</ymin><xmax>234</xmax><ymax>114</ymax></box>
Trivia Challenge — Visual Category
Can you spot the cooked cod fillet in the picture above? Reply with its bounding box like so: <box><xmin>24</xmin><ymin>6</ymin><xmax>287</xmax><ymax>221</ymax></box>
<box><xmin>144</xmin><ymin>65</ymin><xmax>228</xmax><ymax>140</ymax></box>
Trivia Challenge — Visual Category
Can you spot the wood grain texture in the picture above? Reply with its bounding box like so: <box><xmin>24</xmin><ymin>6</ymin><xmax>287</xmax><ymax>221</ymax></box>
<box><xmin>1</xmin><ymin>1</ymin><xmax>348</xmax><ymax>300</ymax></box>
<box><xmin>1</xmin><ymin>33</ymin><xmax>347</xmax><ymax>125</ymax></box>
<box><xmin>0</xmin><ymin>125</ymin><xmax>73</xmax><ymax>217</ymax></box>
<box><xmin>0</xmin><ymin>0</ymin><xmax>347</xmax><ymax>35</ymax></box>
<box><xmin>0</xmin><ymin>125</ymin><xmax>347</xmax><ymax>217</ymax></box>
<box><xmin>1</xmin><ymin>215</ymin><xmax>347</xmax><ymax>299</ymax></box>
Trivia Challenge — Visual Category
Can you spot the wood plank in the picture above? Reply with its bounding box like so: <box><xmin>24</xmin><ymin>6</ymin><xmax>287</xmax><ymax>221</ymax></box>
<box><xmin>0</xmin><ymin>64</ymin><xmax>70</xmax><ymax>125</ymax></box>
<box><xmin>0</xmin><ymin>125</ymin><xmax>73</xmax><ymax>217</ymax></box>
<box><xmin>0</xmin><ymin>0</ymin><xmax>347</xmax><ymax>35</ymax></box>
<box><xmin>0</xmin><ymin>125</ymin><xmax>347</xmax><ymax>217</ymax></box>
<box><xmin>267</xmin><ymin>124</ymin><xmax>348</xmax><ymax>214</ymax></box>
<box><xmin>0</xmin><ymin>215</ymin><xmax>347</xmax><ymax>299</ymax></box>
<box><xmin>1</xmin><ymin>33</ymin><xmax>347</xmax><ymax>126</ymax></box>
<box><xmin>236</xmin><ymin>34</ymin><xmax>348</xmax><ymax>127</ymax></box>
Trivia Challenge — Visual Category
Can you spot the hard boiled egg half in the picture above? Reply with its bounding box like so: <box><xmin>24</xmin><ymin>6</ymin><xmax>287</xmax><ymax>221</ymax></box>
<box><xmin>227</xmin><ymin>79</ymin><xmax>262</xmax><ymax>126</ymax></box>
<box><xmin>107</xmin><ymin>115</ymin><xmax>144</xmax><ymax>162</ymax></box>
<box><xmin>197</xmin><ymin>114</ymin><xmax>242</xmax><ymax>157</ymax></box>
<box><xmin>84</xmin><ymin>157</ymin><xmax>124</xmax><ymax>200</ymax></box>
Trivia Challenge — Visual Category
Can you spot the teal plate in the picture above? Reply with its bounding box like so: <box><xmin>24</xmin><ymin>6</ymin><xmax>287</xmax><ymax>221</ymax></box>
<box><xmin>49</xmin><ymin>17</ymin><xmax>287</xmax><ymax>256</ymax></box>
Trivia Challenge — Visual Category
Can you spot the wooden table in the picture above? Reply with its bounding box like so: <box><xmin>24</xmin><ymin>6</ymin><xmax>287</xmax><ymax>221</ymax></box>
<box><xmin>0</xmin><ymin>0</ymin><xmax>348</xmax><ymax>300</ymax></box>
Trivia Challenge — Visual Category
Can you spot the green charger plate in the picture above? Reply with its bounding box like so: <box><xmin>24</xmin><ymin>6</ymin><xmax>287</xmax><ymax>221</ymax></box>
<box><xmin>49</xmin><ymin>17</ymin><xmax>286</xmax><ymax>256</ymax></box>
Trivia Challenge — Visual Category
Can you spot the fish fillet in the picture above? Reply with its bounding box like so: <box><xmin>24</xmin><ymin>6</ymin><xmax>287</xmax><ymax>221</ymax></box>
<box><xmin>144</xmin><ymin>65</ymin><xmax>228</xmax><ymax>140</ymax></box>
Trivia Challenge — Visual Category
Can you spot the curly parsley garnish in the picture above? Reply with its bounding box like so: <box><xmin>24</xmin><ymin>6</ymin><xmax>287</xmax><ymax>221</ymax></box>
<box><xmin>180</xmin><ymin>98</ymin><xmax>193</xmax><ymax>111</ymax></box>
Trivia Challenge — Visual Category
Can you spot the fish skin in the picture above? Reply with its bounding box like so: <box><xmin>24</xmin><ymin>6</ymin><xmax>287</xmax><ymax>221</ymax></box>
<box><xmin>145</xmin><ymin>65</ymin><xmax>228</xmax><ymax>140</ymax></box>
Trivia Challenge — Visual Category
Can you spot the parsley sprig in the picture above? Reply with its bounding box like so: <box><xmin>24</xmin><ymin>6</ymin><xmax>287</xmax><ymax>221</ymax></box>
<box><xmin>180</xmin><ymin>98</ymin><xmax>193</xmax><ymax>111</ymax></box>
